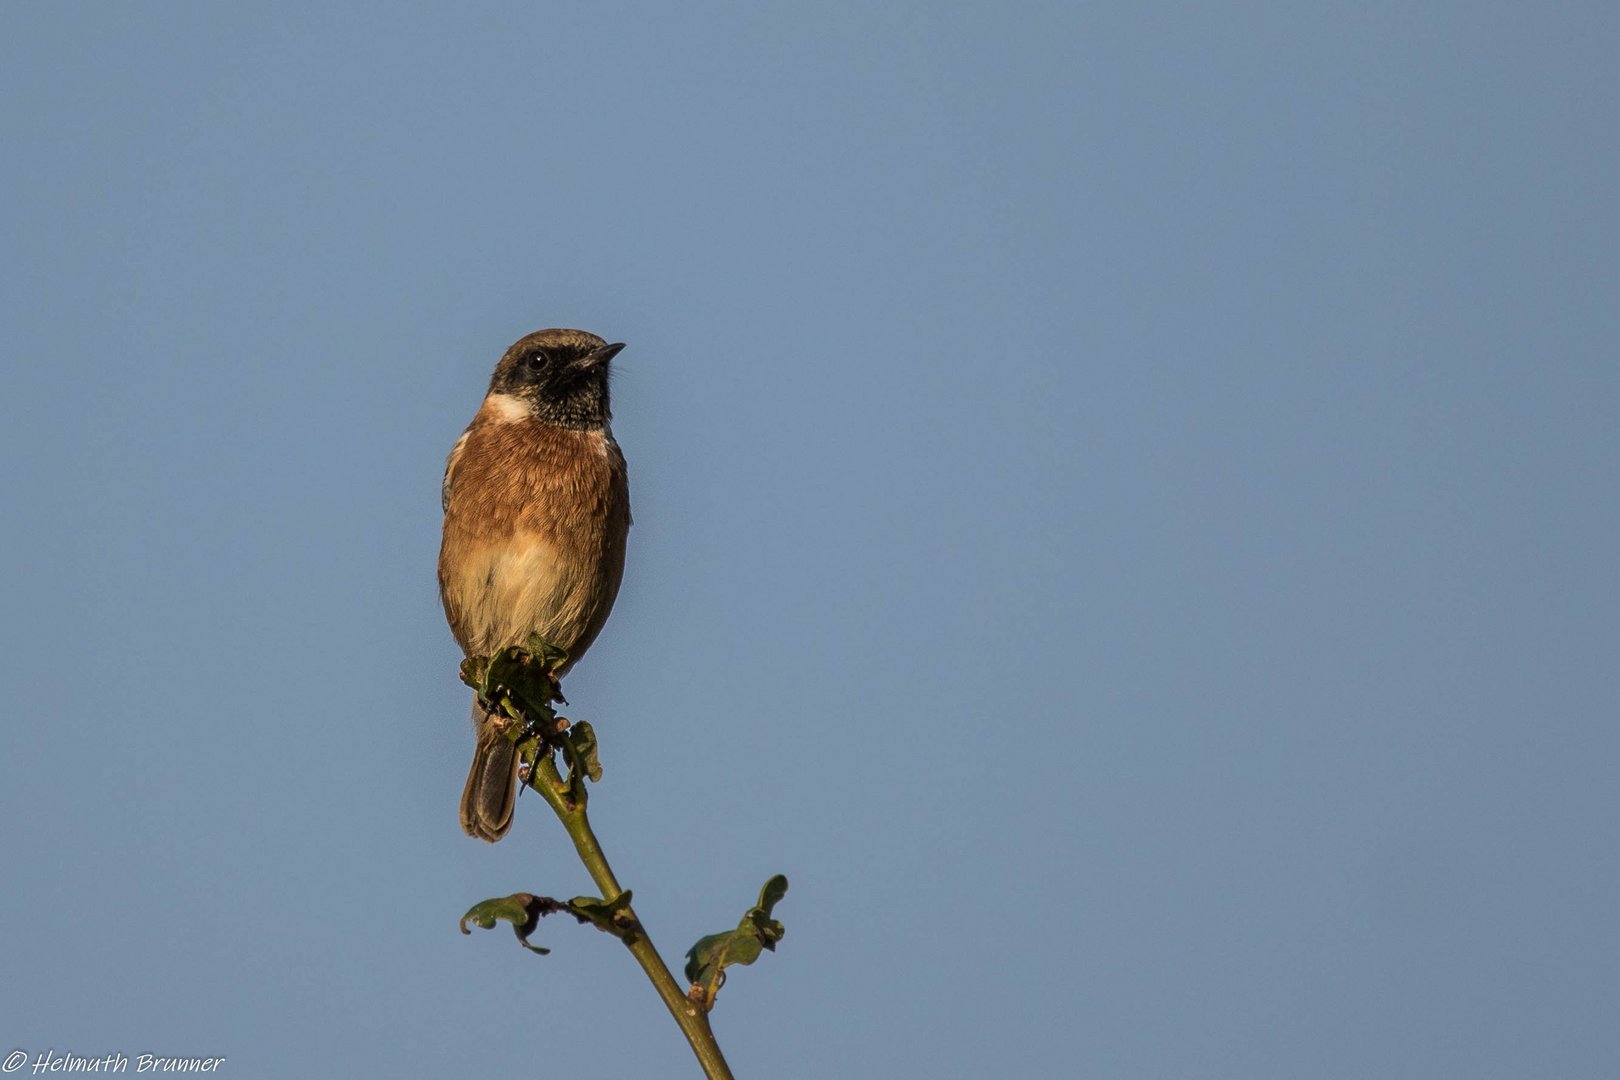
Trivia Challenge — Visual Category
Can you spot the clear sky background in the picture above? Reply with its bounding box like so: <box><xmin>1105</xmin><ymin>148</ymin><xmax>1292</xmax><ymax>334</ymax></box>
<box><xmin>3</xmin><ymin>4</ymin><xmax>1617</xmax><ymax>1078</ymax></box>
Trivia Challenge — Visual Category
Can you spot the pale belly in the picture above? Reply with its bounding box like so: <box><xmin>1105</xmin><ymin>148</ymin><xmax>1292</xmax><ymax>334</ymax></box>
<box><xmin>441</xmin><ymin>531</ymin><xmax>617</xmax><ymax>669</ymax></box>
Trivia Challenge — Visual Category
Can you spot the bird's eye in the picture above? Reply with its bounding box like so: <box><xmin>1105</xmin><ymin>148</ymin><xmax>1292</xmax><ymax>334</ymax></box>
<box><xmin>523</xmin><ymin>349</ymin><xmax>550</xmax><ymax>371</ymax></box>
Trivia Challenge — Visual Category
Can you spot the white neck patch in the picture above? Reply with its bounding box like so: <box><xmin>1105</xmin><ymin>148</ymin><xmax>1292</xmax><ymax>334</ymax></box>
<box><xmin>484</xmin><ymin>394</ymin><xmax>531</xmax><ymax>422</ymax></box>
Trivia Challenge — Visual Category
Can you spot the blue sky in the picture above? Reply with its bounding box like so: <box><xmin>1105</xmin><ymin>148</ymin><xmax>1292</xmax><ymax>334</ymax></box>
<box><xmin>3</xmin><ymin>3</ymin><xmax>1617</xmax><ymax>1077</ymax></box>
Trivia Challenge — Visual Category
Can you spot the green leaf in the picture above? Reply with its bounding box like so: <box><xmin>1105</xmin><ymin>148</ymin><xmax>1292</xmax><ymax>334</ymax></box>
<box><xmin>564</xmin><ymin>721</ymin><xmax>603</xmax><ymax>783</ymax></box>
<box><xmin>459</xmin><ymin>634</ymin><xmax>570</xmax><ymax>729</ymax></box>
<box><xmin>459</xmin><ymin>889</ymin><xmax>639</xmax><ymax>954</ymax></box>
<box><xmin>459</xmin><ymin>893</ymin><xmax>551</xmax><ymax>955</ymax></box>
<box><xmin>684</xmin><ymin>875</ymin><xmax>789</xmax><ymax>1010</ymax></box>
<box><xmin>566</xmin><ymin>890</ymin><xmax>637</xmax><ymax>939</ymax></box>
<box><xmin>755</xmin><ymin>874</ymin><xmax>788</xmax><ymax>920</ymax></box>
<box><xmin>458</xmin><ymin>655</ymin><xmax>490</xmax><ymax>691</ymax></box>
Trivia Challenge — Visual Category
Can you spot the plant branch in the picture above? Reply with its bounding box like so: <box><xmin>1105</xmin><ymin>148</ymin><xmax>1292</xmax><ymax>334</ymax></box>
<box><xmin>529</xmin><ymin>754</ymin><xmax>735</xmax><ymax>1080</ymax></box>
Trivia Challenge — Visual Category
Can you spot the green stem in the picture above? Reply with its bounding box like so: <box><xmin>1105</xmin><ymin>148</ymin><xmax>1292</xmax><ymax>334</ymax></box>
<box><xmin>531</xmin><ymin>756</ymin><xmax>735</xmax><ymax>1080</ymax></box>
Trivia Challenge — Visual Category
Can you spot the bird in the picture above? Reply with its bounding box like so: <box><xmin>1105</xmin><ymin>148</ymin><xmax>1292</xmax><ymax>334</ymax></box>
<box><xmin>438</xmin><ymin>328</ymin><xmax>631</xmax><ymax>842</ymax></box>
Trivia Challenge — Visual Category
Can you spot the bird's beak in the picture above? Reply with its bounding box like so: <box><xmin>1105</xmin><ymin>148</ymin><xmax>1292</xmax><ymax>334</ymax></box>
<box><xmin>579</xmin><ymin>342</ymin><xmax>626</xmax><ymax>369</ymax></box>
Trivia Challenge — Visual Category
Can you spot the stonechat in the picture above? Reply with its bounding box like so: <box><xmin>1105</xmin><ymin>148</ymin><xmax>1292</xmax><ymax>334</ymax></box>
<box><xmin>438</xmin><ymin>329</ymin><xmax>631</xmax><ymax>841</ymax></box>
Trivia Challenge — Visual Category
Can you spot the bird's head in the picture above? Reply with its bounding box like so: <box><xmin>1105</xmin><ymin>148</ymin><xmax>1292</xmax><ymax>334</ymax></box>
<box><xmin>488</xmin><ymin>328</ymin><xmax>625</xmax><ymax>430</ymax></box>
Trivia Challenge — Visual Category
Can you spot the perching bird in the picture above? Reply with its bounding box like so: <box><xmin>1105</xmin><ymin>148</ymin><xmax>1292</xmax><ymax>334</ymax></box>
<box><xmin>438</xmin><ymin>329</ymin><xmax>631</xmax><ymax>841</ymax></box>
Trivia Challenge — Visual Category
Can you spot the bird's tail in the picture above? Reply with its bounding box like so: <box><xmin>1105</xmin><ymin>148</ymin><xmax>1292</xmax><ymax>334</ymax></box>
<box><xmin>460</xmin><ymin>701</ymin><xmax>521</xmax><ymax>842</ymax></box>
